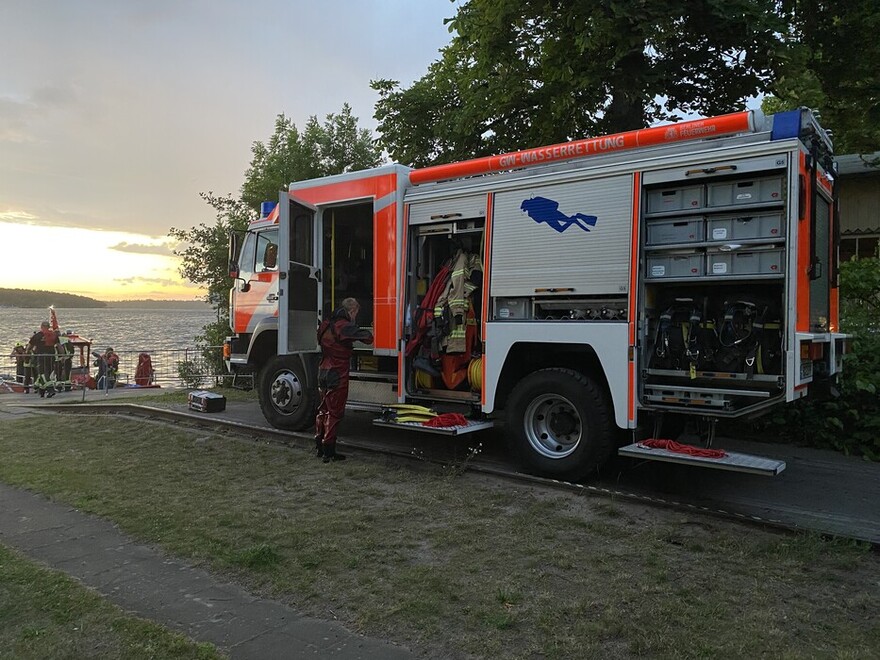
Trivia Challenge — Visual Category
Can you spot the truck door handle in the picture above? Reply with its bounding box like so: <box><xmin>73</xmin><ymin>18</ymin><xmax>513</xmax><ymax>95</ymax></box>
<box><xmin>266</xmin><ymin>293</ymin><xmax>279</xmax><ymax>302</ymax></box>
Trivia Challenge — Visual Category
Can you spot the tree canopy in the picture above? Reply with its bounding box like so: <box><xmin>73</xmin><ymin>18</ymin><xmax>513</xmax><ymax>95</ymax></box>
<box><xmin>765</xmin><ymin>0</ymin><xmax>880</xmax><ymax>155</ymax></box>
<box><xmin>240</xmin><ymin>104</ymin><xmax>382</xmax><ymax>210</ymax></box>
<box><xmin>170</xmin><ymin>104</ymin><xmax>382</xmax><ymax>312</ymax></box>
<box><xmin>373</xmin><ymin>0</ymin><xmax>879</xmax><ymax>166</ymax></box>
<box><xmin>373</xmin><ymin>0</ymin><xmax>783</xmax><ymax>167</ymax></box>
<box><xmin>169</xmin><ymin>192</ymin><xmax>251</xmax><ymax>310</ymax></box>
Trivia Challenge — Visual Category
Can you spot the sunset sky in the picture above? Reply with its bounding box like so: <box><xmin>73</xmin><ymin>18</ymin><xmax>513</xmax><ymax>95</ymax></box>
<box><xmin>0</xmin><ymin>0</ymin><xmax>457</xmax><ymax>301</ymax></box>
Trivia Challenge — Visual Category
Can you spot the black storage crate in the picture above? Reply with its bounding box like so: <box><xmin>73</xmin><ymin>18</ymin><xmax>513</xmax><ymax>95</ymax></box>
<box><xmin>188</xmin><ymin>390</ymin><xmax>227</xmax><ymax>413</ymax></box>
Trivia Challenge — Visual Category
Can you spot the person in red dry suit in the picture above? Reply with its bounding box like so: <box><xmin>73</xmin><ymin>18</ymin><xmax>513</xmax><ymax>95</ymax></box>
<box><xmin>314</xmin><ymin>297</ymin><xmax>373</xmax><ymax>463</ymax></box>
<box><xmin>27</xmin><ymin>321</ymin><xmax>59</xmax><ymax>398</ymax></box>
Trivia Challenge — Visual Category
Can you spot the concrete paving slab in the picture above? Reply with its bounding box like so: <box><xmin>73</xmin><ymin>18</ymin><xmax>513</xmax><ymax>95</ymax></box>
<box><xmin>0</xmin><ymin>516</ymin><xmax>111</xmax><ymax>547</ymax></box>
<box><xmin>188</xmin><ymin>612</ymin><xmax>281</xmax><ymax>652</ymax></box>
<box><xmin>230</xmin><ymin>616</ymin><xmax>413</xmax><ymax>660</ymax></box>
<box><xmin>279</xmin><ymin>616</ymin><xmax>368</xmax><ymax>649</ymax></box>
<box><xmin>0</xmin><ymin>499</ymin><xmax>86</xmax><ymax>535</ymax></box>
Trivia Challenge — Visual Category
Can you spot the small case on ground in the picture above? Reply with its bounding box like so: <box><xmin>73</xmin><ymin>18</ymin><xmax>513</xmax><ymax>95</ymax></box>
<box><xmin>188</xmin><ymin>390</ymin><xmax>227</xmax><ymax>413</ymax></box>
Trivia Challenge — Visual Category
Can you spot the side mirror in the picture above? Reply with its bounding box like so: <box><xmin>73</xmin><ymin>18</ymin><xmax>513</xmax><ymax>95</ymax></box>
<box><xmin>228</xmin><ymin>263</ymin><xmax>239</xmax><ymax>279</ymax></box>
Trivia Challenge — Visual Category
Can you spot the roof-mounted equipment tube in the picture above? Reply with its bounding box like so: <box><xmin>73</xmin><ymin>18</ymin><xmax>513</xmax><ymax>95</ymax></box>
<box><xmin>409</xmin><ymin>110</ymin><xmax>757</xmax><ymax>185</ymax></box>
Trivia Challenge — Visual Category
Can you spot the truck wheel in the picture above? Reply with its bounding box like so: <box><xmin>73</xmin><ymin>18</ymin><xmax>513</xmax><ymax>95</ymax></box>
<box><xmin>506</xmin><ymin>368</ymin><xmax>614</xmax><ymax>480</ymax></box>
<box><xmin>259</xmin><ymin>355</ymin><xmax>316</xmax><ymax>431</ymax></box>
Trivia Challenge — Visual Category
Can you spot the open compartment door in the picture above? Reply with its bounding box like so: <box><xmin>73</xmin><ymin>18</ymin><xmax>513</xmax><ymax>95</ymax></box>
<box><xmin>278</xmin><ymin>192</ymin><xmax>321</xmax><ymax>354</ymax></box>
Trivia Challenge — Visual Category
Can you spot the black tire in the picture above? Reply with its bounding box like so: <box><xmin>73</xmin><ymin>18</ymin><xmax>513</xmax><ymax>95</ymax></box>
<box><xmin>258</xmin><ymin>355</ymin><xmax>317</xmax><ymax>431</ymax></box>
<box><xmin>506</xmin><ymin>368</ymin><xmax>614</xmax><ymax>480</ymax></box>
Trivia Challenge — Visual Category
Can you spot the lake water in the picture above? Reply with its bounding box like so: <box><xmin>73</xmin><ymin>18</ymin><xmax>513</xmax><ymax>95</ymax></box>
<box><xmin>0</xmin><ymin>307</ymin><xmax>218</xmax><ymax>356</ymax></box>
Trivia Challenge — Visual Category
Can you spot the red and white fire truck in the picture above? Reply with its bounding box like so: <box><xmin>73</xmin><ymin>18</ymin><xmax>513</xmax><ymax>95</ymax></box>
<box><xmin>224</xmin><ymin>107</ymin><xmax>845</xmax><ymax>479</ymax></box>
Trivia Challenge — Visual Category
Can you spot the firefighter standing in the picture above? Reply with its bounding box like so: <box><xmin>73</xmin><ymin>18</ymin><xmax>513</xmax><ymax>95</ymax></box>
<box><xmin>55</xmin><ymin>333</ymin><xmax>75</xmax><ymax>390</ymax></box>
<box><xmin>27</xmin><ymin>321</ymin><xmax>59</xmax><ymax>398</ymax></box>
<box><xmin>96</xmin><ymin>347</ymin><xmax>119</xmax><ymax>390</ymax></box>
<box><xmin>9</xmin><ymin>341</ymin><xmax>32</xmax><ymax>393</ymax></box>
<box><xmin>314</xmin><ymin>297</ymin><xmax>373</xmax><ymax>463</ymax></box>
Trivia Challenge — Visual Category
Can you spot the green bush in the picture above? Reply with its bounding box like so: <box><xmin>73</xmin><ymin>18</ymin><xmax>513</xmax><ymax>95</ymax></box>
<box><xmin>176</xmin><ymin>360</ymin><xmax>204</xmax><ymax>389</ymax></box>
<box><xmin>756</xmin><ymin>253</ymin><xmax>880</xmax><ymax>459</ymax></box>
<box><xmin>195</xmin><ymin>317</ymin><xmax>230</xmax><ymax>380</ymax></box>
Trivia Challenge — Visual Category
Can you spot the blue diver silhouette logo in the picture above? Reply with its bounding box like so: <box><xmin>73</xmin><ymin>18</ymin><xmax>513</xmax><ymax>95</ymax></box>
<box><xmin>520</xmin><ymin>197</ymin><xmax>598</xmax><ymax>233</ymax></box>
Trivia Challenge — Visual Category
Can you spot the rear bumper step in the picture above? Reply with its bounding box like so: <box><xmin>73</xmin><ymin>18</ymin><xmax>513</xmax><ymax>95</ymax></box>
<box><xmin>618</xmin><ymin>442</ymin><xmax>786</xmax><ymax>476</ymax></box>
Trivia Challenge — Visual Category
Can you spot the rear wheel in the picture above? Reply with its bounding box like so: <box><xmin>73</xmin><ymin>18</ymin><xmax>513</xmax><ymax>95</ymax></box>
<box><xmin>259</xmin><ymin>355</ymin><xmax>316</xmax><ymax>430</ymax></box>
<box><xmin>507</xmin><ymin>368</ymin><xmax>614</xmax><ymax>480</ymax></box>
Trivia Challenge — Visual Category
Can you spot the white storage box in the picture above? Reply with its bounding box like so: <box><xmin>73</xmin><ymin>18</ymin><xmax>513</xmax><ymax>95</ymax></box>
<box><xmin>646</xmin><ymin>186</ymin><xmax>704</xmax><ymax>214</ymax></box>
<box><xmin>707</xmin><ymin>212</ymin><xmax>784</xmax><ymax>241</ymax></box>
<box><xmin>645</xmin><ymin>217</ymin><xmax>704</xmax><ymax>245</ymax></box>
<box><xmin>707</xmin><ymin>176</ymin><xmax>784</xmax><ymax>207</ymax></box>
<box><xmin>707</xmin><ymin>248</ymin><xmax>784</xmax><ymax>276</ymax></box>
<box><xmin>646</xmin><ymin>252</ymin><xmax>704</xmax><ymax>279</ymax></box>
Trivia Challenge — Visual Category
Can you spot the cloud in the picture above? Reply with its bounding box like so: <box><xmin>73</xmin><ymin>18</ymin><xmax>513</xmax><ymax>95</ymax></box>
<box><xmin>0</xmin><ymin>209</ymin><xmax>38</xmax><ymax>222</ymax></box>
<box><xmin>109</xmin><ymin>241</ymin><xmax>176</xmax><ymax>255</ymax></box>
<box><xmin>0</xmin><ymin>84</ymin><xmax>79</xmax><ymax>143</ymax></box>
<box><xmin>0</xmin><ymin>96</ymin><xmax>36</xmax><ymax>143</ymax></box>
<box><xmin>31</xmin><ymin>84</ymin><xmax>79</xmax><ymax>108</ymax></box>
<box><xmin>113</xmin><ymin>275</ymin><xmax>190</xmax><ymax>288</ymax></box>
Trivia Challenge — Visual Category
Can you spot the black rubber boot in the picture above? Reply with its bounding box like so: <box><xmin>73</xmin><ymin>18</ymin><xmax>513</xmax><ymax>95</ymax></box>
<box><xmin>315</xmin><ymin>437</ymin><xmax>324</xmax><ymax>458</ymax></box>
<box><xmin>322</xmin><ymin>444</ymin><xmax>346</xmax><ymax>463</ymax></box>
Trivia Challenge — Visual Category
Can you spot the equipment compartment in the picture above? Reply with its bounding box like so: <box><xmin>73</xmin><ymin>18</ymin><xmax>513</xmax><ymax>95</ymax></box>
<box><xmin>706</xmin><ymin>212</ymin><xmax>784</xmax><ymax>241</ymax></box>
<box><xmin>404</xmin><ymin>218</ymin><xmax>485</xmax><ymax>401</ymax></box>
<box><xmin>641</xmin><ymin>282</ymin><xmax>786</xmax><ymax>419</ymax></box>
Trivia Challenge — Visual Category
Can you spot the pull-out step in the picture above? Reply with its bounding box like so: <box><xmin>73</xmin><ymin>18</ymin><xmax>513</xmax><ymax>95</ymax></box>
<box><xmin>373</xmin><ymin>403</ymin><xmax>494</xmax><ymax>436</ymax></box>
<box><xmin>618</xmin><ymin>441</ymin><xmax>786</xmax><ymax>476</ymax></box>
<box><xmin>373</xmin><ymin>417</ymin><xmax>494</xmax><ymax>436</ymax></box>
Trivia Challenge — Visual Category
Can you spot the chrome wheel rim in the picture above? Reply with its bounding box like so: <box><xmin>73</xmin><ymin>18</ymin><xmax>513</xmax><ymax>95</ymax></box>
<box><xmin>523</xmin><ymin>393</ymin><xmax>582</xmax><ymax>459</ymax></box>
<box><xmin>270</xmin><ymin>370</ymin><xmax>303</xmax><ymax>415</ymax></box>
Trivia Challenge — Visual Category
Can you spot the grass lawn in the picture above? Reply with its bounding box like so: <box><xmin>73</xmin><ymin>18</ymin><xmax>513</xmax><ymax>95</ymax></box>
<box><xmin>0</xmin><ymin>543</ymin><xmax>220</xmax><ymax>659</ymax></box>
<box><xmin>132</xmin><ymin>387</ymin><xmax>259</xmax><ymax>406</ymax></box>
<box><xmin>0</xmin><ymin>414</ymin><xmax>877</xmax><ymax>659</ymax></box>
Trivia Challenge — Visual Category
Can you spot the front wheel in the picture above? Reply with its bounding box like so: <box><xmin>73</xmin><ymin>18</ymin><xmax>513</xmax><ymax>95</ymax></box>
<box><xmin>506</xmin><ymin>368</ymin><xmax>614</xmax><ymax>480</ymax></box>
<box><xmin>259</xmin><ymin>355</ymin><xmax>317</xmax><ymax>431</ymax></box>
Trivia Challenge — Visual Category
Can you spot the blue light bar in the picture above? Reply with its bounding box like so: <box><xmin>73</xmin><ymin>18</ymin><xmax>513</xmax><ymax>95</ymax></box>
<box><xmin>771</xmin><ymin>109</ymin><xmax>802</xmax><ymax>141</ymax></box>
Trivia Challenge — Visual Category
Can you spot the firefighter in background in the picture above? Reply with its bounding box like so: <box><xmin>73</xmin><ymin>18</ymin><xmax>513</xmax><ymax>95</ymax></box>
<box><xmin>9</xmin><ymin>341</ymin><xmax>32</xmax><ymax>393</ymax></box>
<box><xmin>134</xmin><ymin>352</ymin><xmax>154</xmax><ymax>386</ymax></box>
<box><xmin>314</xmin><ymin>297</ymin><xmax>374</xmax><ymax>463</ymax></box>
<box><xmin>27</xmin><ymin>321</ymin><xmax>59</xmax><ymax>398</ymax></box>
<box><xmin>55</xmin><ymin>332</ymin><xmax>75</xmax><ymax>391</ymax></box>
<box><xmin>95</xmin><ymin>347</ymin><xmax>119</xmax><ymax>390</ymax></box>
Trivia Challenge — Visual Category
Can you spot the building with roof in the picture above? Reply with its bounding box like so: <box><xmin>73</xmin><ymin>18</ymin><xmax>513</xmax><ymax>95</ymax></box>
<box><xmin>837</xmin><ymin>152</ymin><xmax>880</xmax><ymax>260</ymax></box>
